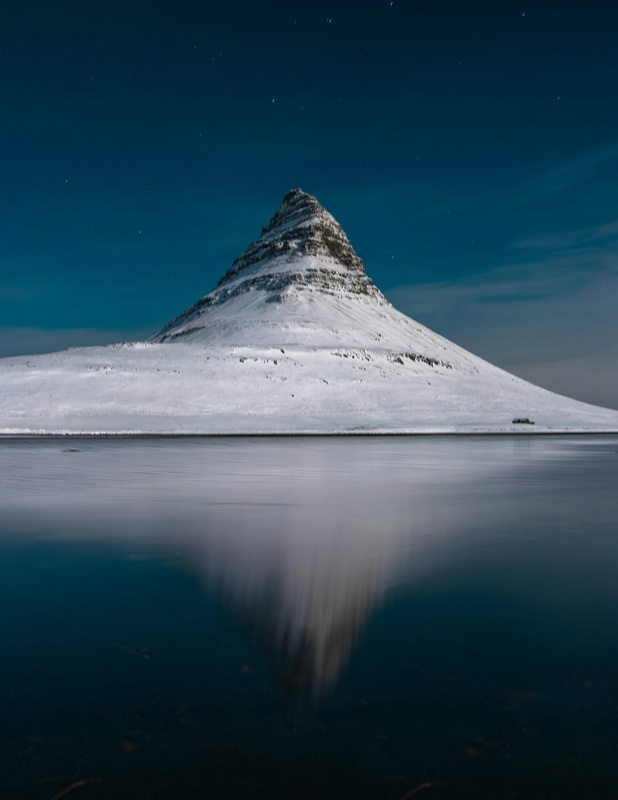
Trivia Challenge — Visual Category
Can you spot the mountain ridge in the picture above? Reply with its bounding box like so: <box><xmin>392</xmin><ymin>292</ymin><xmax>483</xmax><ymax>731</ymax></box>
<box><xmin>1</xmin><ymin>188</ymin><xmax>617</xmax><ymax>434</ymax></box>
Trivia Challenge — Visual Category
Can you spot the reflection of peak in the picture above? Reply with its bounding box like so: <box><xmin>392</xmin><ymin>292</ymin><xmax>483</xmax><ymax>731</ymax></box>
<box><xmin>190</xmin><ymin>512</ymin><xmax>391</xmax><ymax>699</ymax></box>
<box><xmin>206</xmin><ymin>572</ymin><xmax>376</xmax><ymax>701</ymax></box>
<box><xmin>276</xmin><ymin>577</ymin><xmax>375</xmax><ymax>699</ymax></box>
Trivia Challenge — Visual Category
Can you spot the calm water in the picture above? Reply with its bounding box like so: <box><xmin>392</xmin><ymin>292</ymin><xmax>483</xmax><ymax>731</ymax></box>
<box><xmin>0</xmin><ymin>436</ymin><xmax>617</xmax><ymax>800</ymax></box>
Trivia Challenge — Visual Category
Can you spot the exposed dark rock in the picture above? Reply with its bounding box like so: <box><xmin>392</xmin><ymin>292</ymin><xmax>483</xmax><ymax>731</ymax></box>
<box><xmin>218</xmin><ymin>188</ymin><xmax>365</xmax><ymax>286</ymax></box>
<box><xmin>387</xmin><ymin>351</ymin><xmax>452</xmax><ymax>369</ymax></box>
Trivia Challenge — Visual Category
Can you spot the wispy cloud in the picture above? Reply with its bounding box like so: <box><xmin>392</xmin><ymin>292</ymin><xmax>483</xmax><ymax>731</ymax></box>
<box><xmin>387</xmin><ymin>257</ymin><xmax>618</xmax><ymax>409</ymax></box>
<box><xmin>0</xmin><ymin>326</ymin><xmax>155</xmax><ymax>359</ymax></box>
<box><xmin>510</xmin><ymin>142</ymin><xmax>618</xmax><ymax>200</ymax></box>
<box><xmin>514</xmin><ymin>219</ymin><xmax>618</xmax><ymax>252</ymax></box>
<box><xmin>377</xmin><ymin>143</ymin><xmax>618</xmax><ymax>409</ymax></box>
<box><xmin>0</xmin><ymin>287</ymin><xmax>32</xmax><ymax>301</ymax></box>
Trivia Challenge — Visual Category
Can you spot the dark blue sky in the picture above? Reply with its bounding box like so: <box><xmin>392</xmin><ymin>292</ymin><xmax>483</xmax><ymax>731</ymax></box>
<box><xmin>1</xmin><ymin>0</ymin><xmax>617</xmax><ymax>407</ymax></box>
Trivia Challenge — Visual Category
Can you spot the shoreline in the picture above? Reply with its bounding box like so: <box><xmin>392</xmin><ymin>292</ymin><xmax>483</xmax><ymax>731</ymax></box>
<box><xmin>2</xmin><ymin>429</ymin><xmax>617</xmax><ymax>439</ymax></box>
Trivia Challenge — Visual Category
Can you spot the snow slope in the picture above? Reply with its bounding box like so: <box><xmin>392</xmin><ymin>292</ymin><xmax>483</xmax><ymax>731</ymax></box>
<box><xmin>1</xmin><ymin>189</ymin><xmax>617</xmax><ymax>434</ymax></box>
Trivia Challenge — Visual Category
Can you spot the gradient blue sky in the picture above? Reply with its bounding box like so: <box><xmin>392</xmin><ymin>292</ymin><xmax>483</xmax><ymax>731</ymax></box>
<box><xmin>1</xmin><ymin>0</ymin><xmax>617</xmax><ymax>407</ymax></box>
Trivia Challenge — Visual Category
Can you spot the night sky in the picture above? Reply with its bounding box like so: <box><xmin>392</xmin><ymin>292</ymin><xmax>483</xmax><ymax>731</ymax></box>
<box><xmin>1</xmin><ymin>0</ymin><xmax>617</xmax><ymax>407</ymax></box>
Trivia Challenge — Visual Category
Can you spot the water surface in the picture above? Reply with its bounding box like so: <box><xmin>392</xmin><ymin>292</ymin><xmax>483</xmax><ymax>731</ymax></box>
<box><xmin>0</xmin><ymin>436</ymin><xmax>617</xmax><ymax>799</ymax></box>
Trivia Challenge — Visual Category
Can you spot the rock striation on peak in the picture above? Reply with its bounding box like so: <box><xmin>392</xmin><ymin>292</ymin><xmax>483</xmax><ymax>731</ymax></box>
<box><xmin>219</xmin><ymin>188</ymin><xmax>365</xmax><ymax>285</ymax></box>
<box><xmin>155</xmin><ymin>189</ymin><xmax>383</xmax><ymax>341</ymax></box>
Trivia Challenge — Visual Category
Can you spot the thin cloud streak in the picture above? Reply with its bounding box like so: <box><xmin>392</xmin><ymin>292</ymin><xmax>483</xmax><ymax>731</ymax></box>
<box><xmin>380</xmin><ymin>144</ymin><xmax>618</xmax><ymax>409</ymax></box>
<box><xmin>0</xmin><ymin>326</ymin><xmax>155</xmax><ymax>358</ymax></box>
<box><xmin>387</xmin><ymin>267</ymin><xmax>618</xmax><ymax>410</ymax></box>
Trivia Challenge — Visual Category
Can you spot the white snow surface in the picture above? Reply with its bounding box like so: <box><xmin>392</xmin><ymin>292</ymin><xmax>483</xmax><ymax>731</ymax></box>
<box><xmin>2</xmin><ymin>188</ymin><xmax>617</xmax><ymax>435</ymax></box>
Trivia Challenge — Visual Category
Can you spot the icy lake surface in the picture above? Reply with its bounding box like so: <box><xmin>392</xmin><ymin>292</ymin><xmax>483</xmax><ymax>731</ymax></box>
<box><xmin>1</xmin><ymin>436</ymin><xmax>617</xmax><ymax>799</ymax></box>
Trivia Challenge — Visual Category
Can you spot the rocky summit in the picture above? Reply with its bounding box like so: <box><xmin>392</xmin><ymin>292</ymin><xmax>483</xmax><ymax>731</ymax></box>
<box><xmin>154</xmin><ymin>189</ymin><xmax>382</xmax><ymax>342</ymax></box>
<box><xmin>221</xmin><ymin>187</ymin><xmax>366</xmax><ymax>278</ymax></box>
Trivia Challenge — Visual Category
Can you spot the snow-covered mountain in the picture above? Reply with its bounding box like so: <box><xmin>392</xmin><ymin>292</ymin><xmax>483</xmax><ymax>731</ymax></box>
<box><xmin>1</xmin><ymin>188</ymin><xmax>617</xmax><ymax>434</ymax></box>
<box><xmin>151</xmin><ymin>188</ymin><xmax>473</xmax><ymax>368</ymax></box>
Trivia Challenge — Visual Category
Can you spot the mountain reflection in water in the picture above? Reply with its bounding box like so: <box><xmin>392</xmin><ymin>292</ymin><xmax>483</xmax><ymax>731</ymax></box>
<box><xmin>2</xmin><ymin>435</ymin><xmax>603</xmax><ymax>698</ymax></box>
<box><xmin>1</xmin><ymin>436</ymin><xmax>618</xmax><ymax>799</ymax></box>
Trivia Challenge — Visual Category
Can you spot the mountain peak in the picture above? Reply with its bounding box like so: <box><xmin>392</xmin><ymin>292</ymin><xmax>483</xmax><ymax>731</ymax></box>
<box><xmin>154</xmin><ymin>189</ymin><xmax>383</xmax><ymax>342</ymax></box>
<box><xmin>217</xmin><ymin>188</ymin><xmax>365</xmax><ymax>287</ymax></box>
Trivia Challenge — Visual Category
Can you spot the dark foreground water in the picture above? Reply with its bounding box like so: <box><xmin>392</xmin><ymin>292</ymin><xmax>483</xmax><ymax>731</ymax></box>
<box><xmin>0</xmin><ymin>436</ymin><xmax>617</xmax><ymax>800</ymax></box>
